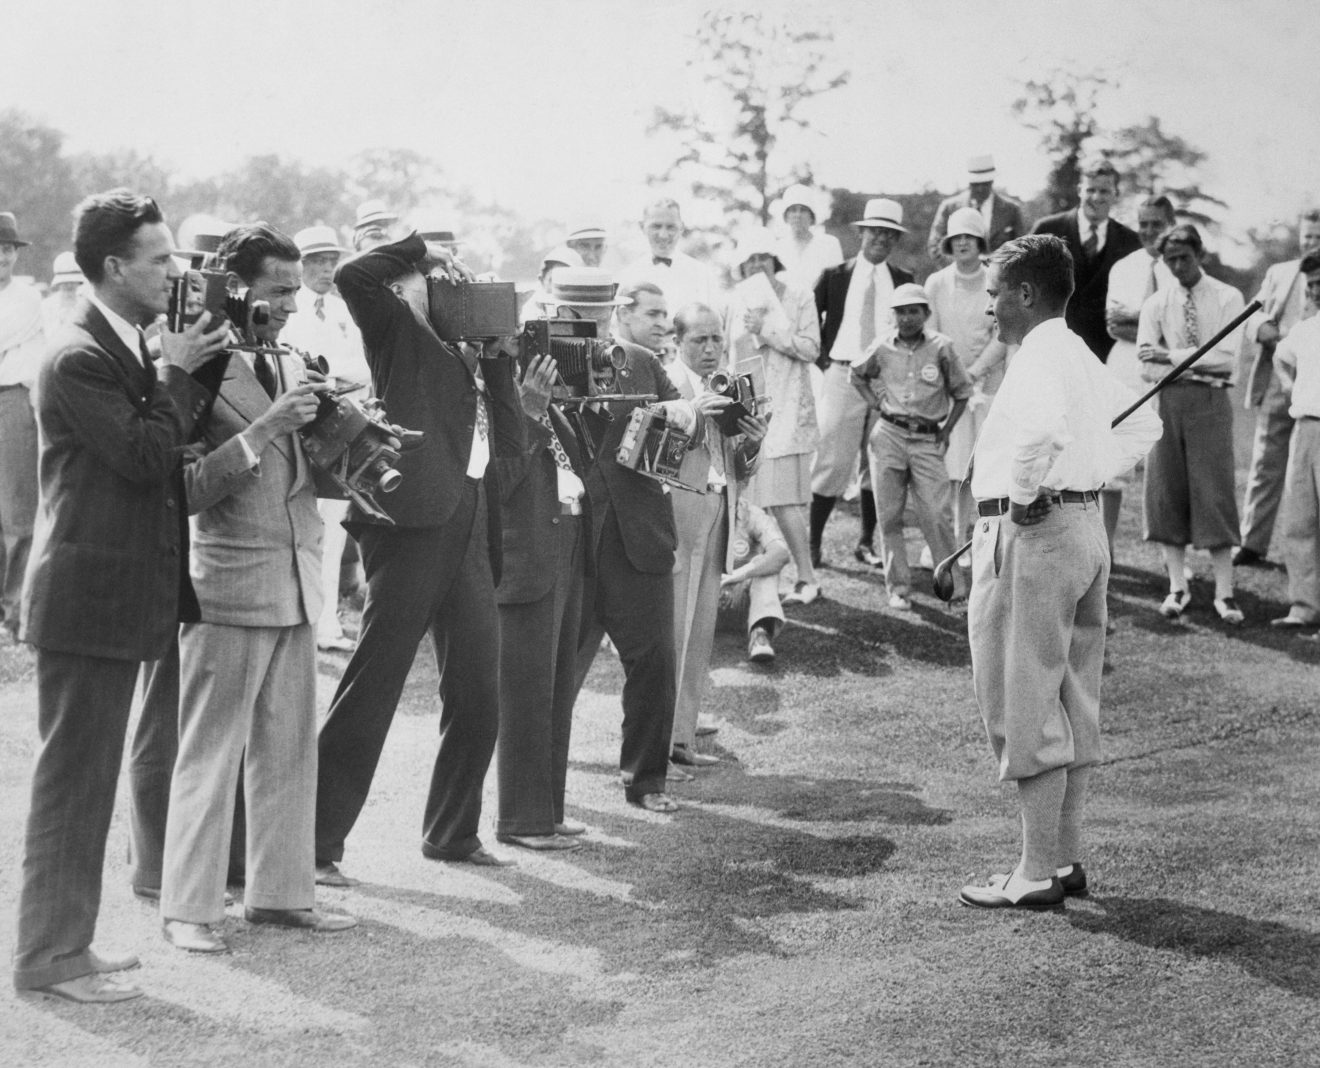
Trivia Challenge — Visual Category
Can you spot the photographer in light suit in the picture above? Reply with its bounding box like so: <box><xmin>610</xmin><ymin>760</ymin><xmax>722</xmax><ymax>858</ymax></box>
<box><xmin>160</xmin><ymin>224</ymin><xmax>356</xmax><ymax>954</ymax></box>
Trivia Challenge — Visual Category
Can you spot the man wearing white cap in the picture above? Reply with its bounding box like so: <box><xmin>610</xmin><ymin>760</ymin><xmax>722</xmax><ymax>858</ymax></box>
<box><xmin>619</xmin><ymin>198</ymin><xmax>720</xmax><ymax>316</ymax></box>
<box><xmin>282</xmin><ymin>225</ymin><xmax>369</xmax><ymax>651</ymax></box>
<box><xmin>851</xmin><ymin>283</ymin><xmax>972</xmax><ymax>608</ymax></box>
<box><xmin>565</xmin><ymin>222</ymin><xmax>607</xmax><ymax>268</ymax></box>
<box><xmin>809</xmin><ymin>198</ymin><xmax>913</xmax><ymax>572</ymax></box>
<box><xmin>773</xmin><ymin>184</ymin><xmax>844</xmax><ymax>291</ymax></box>
<box><xmin>42</xmin><ymin>252</ymin><xmax>86</xmax><ymax>335</ymax></box>
<box><xmin>520</xmin><ymin>244</ymin><xmax>584</xmax><ymax>325</ymax></box>
<box><xmin>0</xmin><ymin>211</ymin><xmax>43</xmax><ymax>641</ymax></box>
<box><xmin>352</xmin><ymin>199</ymin><xmax>397</xmax><ymax>253</ymax></box>
<box><xmin>928</xmin><ymin>155</ymin><xmax>1027</xmax><ymax>262</ymax></box>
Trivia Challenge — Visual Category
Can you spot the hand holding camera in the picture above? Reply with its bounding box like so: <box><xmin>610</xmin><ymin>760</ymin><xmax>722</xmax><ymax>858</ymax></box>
<box><xmin>247</xmin><ymin>382</ymin><xmax>321</xmax><ymax>450</ymax></box>
<box><xmin>518</xmin><ymin>353</ymin><xmax>558</xmax><ymax>419</ymax></box>
<box><xmin>424</xmin><ymin>241</ymin><xmax>476</xmax><ymax>285</ymax></box>
<box><xmin>159</xmin><ymin>311</ymin><xmax>231</xmax><ymax>373</ymax></box>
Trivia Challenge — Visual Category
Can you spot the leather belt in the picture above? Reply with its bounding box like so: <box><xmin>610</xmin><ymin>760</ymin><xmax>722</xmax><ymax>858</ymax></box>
<box><xmin>830</xmin><ymin>358</ymin><xmax>853</xmax><ymax>367</ymax></box>
<box><xmin>560</xmin><ymin>499</ymin><xmax>583</xmax><ymax>516</ymax></box>
<box><xmin>879</xmin><ymin>410</ymin><xmax>942</xmax><ymax>435</ymax></box>
<box><xmin>977</xmin><ymin>490</ymin><xmax>1099</xmax><ymax>517</ymax></box>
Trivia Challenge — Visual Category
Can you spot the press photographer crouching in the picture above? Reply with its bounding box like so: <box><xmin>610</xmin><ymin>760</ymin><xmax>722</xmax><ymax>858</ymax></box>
<box><xmin>551</xmin><ymin>268</ymin><xmax>731</xmax><ymax>813</ymax></box>
<box><xmin>315</xmin><ymin>229</ymin><xmax>527</xmax><ymax>876</ymax></box>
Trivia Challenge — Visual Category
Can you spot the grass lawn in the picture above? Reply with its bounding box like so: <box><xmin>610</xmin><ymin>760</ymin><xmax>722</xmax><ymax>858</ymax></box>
<box><xmin>1</xmin><ymin>385</ymin><xmax>1317</xmax><ymax>1066</ymax></box>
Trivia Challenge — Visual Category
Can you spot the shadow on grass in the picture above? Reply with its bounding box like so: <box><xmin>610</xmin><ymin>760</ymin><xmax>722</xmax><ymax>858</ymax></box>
<box><xmin>1069</xmin><ymin>896</ymin><xmax>1320</xmax><ymax>1000</ymax></box>
<box><xmin>773</xmin><ymin>597</ymin><xmax>971</xmax><ymax>677</ymax></box>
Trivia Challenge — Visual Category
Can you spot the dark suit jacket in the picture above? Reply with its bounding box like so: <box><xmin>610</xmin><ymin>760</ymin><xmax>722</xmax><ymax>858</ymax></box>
<box><xmin>1030</xmin><ymin>211</ymin><xmax>1142</xmax><ymax>361</ymax></box>
<box><xmin>814</xmin><ymin>258</ymin><xmax>914</xmax><ymax>365</ymax></box>
<box><xmin>927</xmin><ymin>190</ymin><xmax>1027</xmax><ymax>257</ymax></box>
<box><xmin>21</xmin><ymin>299</ymin><xmax>216</xmax><ymax>660</ymax></box>
<box><xmin>494</xmin><ymin>404</ymin><xmax>592</xmax><ymax>604</ymax></box>
<box><xmin>581</xmin><ymin>340</ymin><xmax>683</xmax><ymax>575</ymax></box>
<box><xmin>335</xmin><ymin>233</ymin><xmax>526</xmax><ymax>579</ymax></box>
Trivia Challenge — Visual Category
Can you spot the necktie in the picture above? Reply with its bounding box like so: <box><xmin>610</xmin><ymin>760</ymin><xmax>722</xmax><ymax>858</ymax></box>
<box><xmin>539</xmin><ymin>413</ymin><xmax>573</xmax><ymax>472</ymax></box>
<box><xmin>652</xmin><ymin>256</ymin><xmax>672</xmax><ymax>267</ymax></box>
<box><xmin>1146</xmin><ymin>257</ymin><xmax>1158</xmax><ymax>300</ymax></box>
<box><xmin>254</xmin><ymin>352</ymin><xmax>278</xmax><ymax>399</ymax></box>
<box><xmin>475</xmin><ymin>388</ymin><xmax>489</xmax><ymax>444</ymax></box>
<box><xmin>1183</xmin><ymin>287</ymin><xmax>1200</xmax><ymax>347</ymax></box>
<box><xmin>1081</xmin><ymin>225</ymin><xmax>1098</xmax><ymax>263</ymax></box>
<box><xmin>314</xmin><ymin>295</ymin><xmax>325</xmax><ymax>321</ymax></box>
<box><xmin>138</xmin><ymin>331</ymin><xmax>158</xmax><ymax>389</ymax></box>
<box><xmin>858</xmin><ymin>267</ymin><xmax>877</xmax><ymax>351</ymax></box>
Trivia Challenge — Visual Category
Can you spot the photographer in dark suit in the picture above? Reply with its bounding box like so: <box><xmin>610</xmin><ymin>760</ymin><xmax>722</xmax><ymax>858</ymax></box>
<box><xmin>13</xmin><ymin>189</ymin><xmax>227</xmax><ymax>1002</ymax></box>
<box><xmin>1030</xmin><ymin>159</ymin><xmax>1141</xmax><ymax>361</ymax></box>
<box><xmin>314</xmin><ymin>231</ymin><xmax>526</xmax><ymax>876</ymax></box>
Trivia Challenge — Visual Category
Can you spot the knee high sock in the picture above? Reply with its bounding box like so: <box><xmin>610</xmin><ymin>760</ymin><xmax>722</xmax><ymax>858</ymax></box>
<box><xmin>809</xmin><ymin>494</ymin><xmax>835</xmax><ymax>549</ymax></box>
<box><xmin>1057</xmin><ymin>765</ymin><xmax>1092</xmax><ymax>868</ymax></box>
<box><xmin>860</xmin><ymin>489</ymin><xmax>877</xmax><ymax>547</ymax></box>
<box><xmin>1016</xmin><ymin>766</ymin><xmax>1067</xmax><ymax>881</ymax></box>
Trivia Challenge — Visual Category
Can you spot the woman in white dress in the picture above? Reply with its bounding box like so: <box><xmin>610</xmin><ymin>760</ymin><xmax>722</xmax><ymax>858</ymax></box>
<box><xmin>724</xmin><ymin>229</ymin><xmax>822</xmax><ymax>603</ymax></box>
<box><xmin>773</xmin><ymin>184</ymin><xmax>844</xmax><ymax>292</ymax></box>
<box><xmin>924</xmin><ymin>207</ymin><xmax>1006</xmax><ymax>543</ymax></box>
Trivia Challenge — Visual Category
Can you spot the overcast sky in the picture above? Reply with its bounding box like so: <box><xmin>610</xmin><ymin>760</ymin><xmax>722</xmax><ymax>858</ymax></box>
<box><xmin>5</xmin><ymin>0</ymin><xmax>1317</xmax><ymax>260</ymax></box>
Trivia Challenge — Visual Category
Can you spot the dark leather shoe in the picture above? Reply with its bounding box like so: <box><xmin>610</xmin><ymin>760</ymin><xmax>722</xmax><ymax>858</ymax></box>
<box><xmin>1231</xmin><ymin>546</ymin><xmax>1266</xmax><ymax>567</ymax></box>
<box><xmin>670</xmin><ymin>745</ymin><xmax>719</xmax><ymax>767</ymax></box>
<box><xmin>315</xmin><ymin>862</ymin><xmax>360</xmax><ymax>888</ymax></box>
<box><xmin>244</xmin><ymin>907</ymin><xmax>357</xmax><ymax>932</ymax></box>
<box><xmin>422</xmin><ymin>841</ymin><xmax>516</xmax><ymax>867</ymax></box>
<box><xmin>90</xmin><ymin>950</ymin><xmax>140</xmax><ymax>973</ymax></box>
<box><xmin>959</xmin><ymin>872</ymin><xmax>1065</xmax><ymax>909</ymax></box>
<box><xmin>496</xmin><ymin>833</ymin><xmax>582</xmax><ymax>852</ymax></box>
<box><xmin>163</xmin><ymin>920</ymin><xmax>228</xmax><ymax>953</ymax></box>
<box><xmin>1058</xmin><ymin>863</ymin><xmax>1089</xmax><ymax>897</ymax></box>
<box><xmin>27</xmin><ymin>974</ymin><xmax>143</xmax><ymax>1003</ymax></box>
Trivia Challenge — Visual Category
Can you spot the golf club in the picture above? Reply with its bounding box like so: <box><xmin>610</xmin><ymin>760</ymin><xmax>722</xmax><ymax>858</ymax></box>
<box><xmin>932</xmin><ymin>298</ymin><xmax>1263</xmax><ymax>602</ymax></box>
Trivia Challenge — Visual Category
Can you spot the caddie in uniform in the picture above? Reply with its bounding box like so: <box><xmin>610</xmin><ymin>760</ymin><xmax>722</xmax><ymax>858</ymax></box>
<box><xmin>960</xmin><ymin>235</ymin><xmax>1160</xmax><ymax>910</ymax></box>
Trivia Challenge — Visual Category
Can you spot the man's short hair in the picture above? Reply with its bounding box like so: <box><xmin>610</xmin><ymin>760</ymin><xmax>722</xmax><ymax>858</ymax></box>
<box><xmin>1157</xmin><ymin>224</ymin><xmax>1204</xmax><ymax>256</ymax></box>
<box><xmin>1080</xmin><ymin>158</ymin><xmax>1121</xmax><ymax>188</ymax></box>
<box><xmin>619</xmin><ymin>281</ymin><xmax>665</xmax><ymax>307</ymax></box>
<box><xmin>672</xmin><ymin>303</ymin><xmax>718</xmax><ymax>341</ymax></box>
<box><xmin>987</xmin><ymin>235</ymin><xmax>1075</xmax><ymax>308</ymax></box>
<box><xmin>1300</xmin><ymin>209</ymin><xmax>1320</xmax><ymax>228</ymax></box>
<box><xmin>73</xmin><ymin>189</ymin><xmax>165</xmax><ymax>284</ymax></box>
<box><xmin>642</xmin><ymin>197</ymin><xmax>683</xmax><ymax>221</ymax></box>
<box><xmin>216</xmin><ymin>222</ymin><xmax>301</xmax><ymax>285</ymax></box>
<box><xmin>1300</xmin><ymin>252</ymin><xmax>1320</xmax><ymax>274</ymax></box>
<box><xmin>1140</xmin><ymin>195</ymin><xmax>1177</xmax><ymax>224</ymax></box>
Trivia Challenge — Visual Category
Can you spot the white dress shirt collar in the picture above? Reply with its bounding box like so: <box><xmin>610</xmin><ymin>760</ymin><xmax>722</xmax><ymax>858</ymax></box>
<box><xmin>89</xmin><ymin>293</ymin><xmax>149</xmax><ymax>364</ymax></box>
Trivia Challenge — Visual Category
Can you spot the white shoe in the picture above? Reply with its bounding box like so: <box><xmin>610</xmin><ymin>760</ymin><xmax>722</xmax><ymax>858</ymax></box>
<box><xmin>783</xmin><ymin>581</ymin><xmax>819</xmax><ymax>606</ymax></box>
<box><xmin>888</xmin><ymin>593</ymin><xmax>912</xmax><ymax>611</ymax></box>
<box><xmin>747</xmin><ymin>627</ymin><xmax>775</xmax><ymax>663</ymax></box>
<box><xmin>1213</xmin><ymin>596</ymin><xmax>1244</xmax><ymax>625</ymax></box>
<box><xmin>1159</xmin><ymin>589</ymin><xmax>1190</xmax><ymax>618</ymax></box>
<box><xmin>917</xmin><ymin>546</ymin><xmax>934</xmax><ymax>570</ymax></box>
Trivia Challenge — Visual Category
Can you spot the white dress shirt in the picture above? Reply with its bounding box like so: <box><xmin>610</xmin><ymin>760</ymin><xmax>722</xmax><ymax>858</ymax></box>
<box><xmin>775</xmin><ymin>230</ymin><xmax>844</xmax><ymax>291</ymax></box>
<box><xmin>1274</xmin><ymin>314</ymin><xmax>1320</xmax><ymax>419</ymax></box>
<box><xmin>88</xmin><ymin>293</ymin><xmax>147</xmax><ymax>366</ymax></box>
<box><xmin>1078</xmin><ymin>212</ymin><xmax>1109</xmax><ymax>254</ymax></box>
<box><xmin>619</xmin><ymin>250</ymin><xmax>722</xmax><ymax>316</ymax></box>
<box><xmin>0</xmin><ymin>281</ymin><xmax>46</xmax><ymax>389</ymax></box>
<box><xmin>833</xmin><ymin>259</ymin><xmax>895</xmax><ymax>367</ymax></box>
<box><xmin>280</xmin><ymin>286</ymin><xmax>369</xmax><ymax>386</ymax></box>
<box><xmin>1136</xmin><ymin>272</ymin><xmax>1245</xmax><ymax>381</ymax></box>
<box><xmin>971</xmin><ymin>318</ymin><xmax>1162</xmax><ymax>504</ymax></box>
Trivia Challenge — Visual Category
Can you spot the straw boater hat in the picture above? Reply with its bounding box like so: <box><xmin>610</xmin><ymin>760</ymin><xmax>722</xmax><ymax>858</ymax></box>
<box><xmin>354</xmin><ymin>199</ymin><xmax>397</xmax><ymax>230</ymax></box>
<box><xmin>966</xmin><ymin>154</ymin><xmax>996</xmax><ymax>184</ymax></box>
<box><xmin>851</xmin><ymin>198</ymin><xmax>907</xmax><ymax>233</ymax></box>
<box><xmin>940</xmin><ymin>207</ymin><xmax>989</xmax><ymax>256</ymax></box>
<box><xmin>0</xmin><ymin>212</ymin><xmax>30</xmax><ymax>247</ymax></box>
<box><xmin>50</xmin><ymin>251</ymin><xmax>85</xmax><ymax>288</ymax></box>
<box><xmin>541</xmin><ymin>245</ymin><xmax>584</xmax><ymax>272</ymax></box>
<box><xmin>565</xmin><ymin>220</ymin><xmax>607</xmax><ymax>242</ymax></box>
<box><xmin>888</xmin><ymin>283</ymin><xmax>931</xmax><ymax>309</ymax></box>
<box><xmin>543</xmin><ymin>266</ymin><xmax>630</xmax><ymax>306</ymax></box>
<box><xmin>293</xmin><ymin>225</ymin><xmax>346</xmax><ymax>258</ymax></box>
<box><xmin>732</xmin><ymin>228</ymin><xmax>785</xmax><ymax>275</ymax></box>
<box><xmin>175</xmin><ymin>218</ymin><xmax>237</xmax><ymax>265</ymax></box>
<box><xmin>772</xmin><ymin>183</ymin><xmax>828</xmax><ymax>223</ymax></box>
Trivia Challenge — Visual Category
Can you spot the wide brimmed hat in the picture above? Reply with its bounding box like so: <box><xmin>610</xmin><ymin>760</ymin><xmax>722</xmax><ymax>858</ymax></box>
<box><xmin>732</xmin><ymin>228</ymin><xmax>785</xmax><ymax>274</ymax></box>
<box><xmin>773</xmin><ymin>183</ymin><xmax>828</xmax><ymax>223</ymax></box>
<box><xmin>852</xmin><ymin>198</ymin><xmax>907</xmax><ymax>233</ymax></box>
<box><xmin>294</xmin><ymin>225</ymin><xmax>345</xmax><ymax>257</ymax></box>
<box><xmin>541</xmin><ymin>245</ymin><xmax>584</xmax><ymax>271</ymax></box>
<box><xmin>50</xmin><ymin>251</ymin><xmax>84</xmax><ymax>287</ymax></box>
<box><xmin>940</xmin><ymin>207</ymin><xmax>989</xmax><ymax>255</ymax></box>
<box><xmin>0</xmin><ymin>212</ymin><xmax>30</xmax><ymax>247</ymax></box>
<box><xmin>544</xmin><ymin>266</ymin><xmax>630</xmax><ymax>306</ymax></box>
<box><xmin>889</xmin><ymin>282</ymin><xmax>930</xmax><ymax>309</ymax></box>
<box><xmin>966</xmin><ymin>154</ymin><xmax>996</xmax><ymax>183</ymax></box>
<box><xmin>175</xmin><ymin>218</ymin><xmax>237</xmax><ymax>262</ymax></box>
<box><xmin>354</xmin><ymin>199</ymin><xmax>397</xmax><ymax>230</ymax></box>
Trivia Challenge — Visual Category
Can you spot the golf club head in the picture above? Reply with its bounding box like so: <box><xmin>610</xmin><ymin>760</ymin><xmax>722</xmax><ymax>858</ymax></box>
<box><xmin>932</xmin><ymin>540</ymin><xmax>971</xmax><ymax>602</ymax></box>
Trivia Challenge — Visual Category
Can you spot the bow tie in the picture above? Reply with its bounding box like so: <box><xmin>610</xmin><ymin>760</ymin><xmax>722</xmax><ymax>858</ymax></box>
<box><xmin>652</xmin><ymin>256</ymin><xmax>672</xmax><ymax>267</ymax></box>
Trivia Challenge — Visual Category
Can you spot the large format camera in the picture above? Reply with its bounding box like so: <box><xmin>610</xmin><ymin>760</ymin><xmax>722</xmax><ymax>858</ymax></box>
<box><xmin>295</xmin><ymin>353</ymin><xmax>423</xmax><ymax>525</ymax></box>
<box><xmin>167</xmin><ymin>267</ymin><xmax>271</xmax><ymax>342</ymax></box>
<box><xmin>519</xmin><ymin>318</ymin><xmax>627</xmax><ymax>396</ymax></box>
<box><xmin>615</xmin><ymin>406</ymin><xmax>707</xmax><ymax>492</ymax></box>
